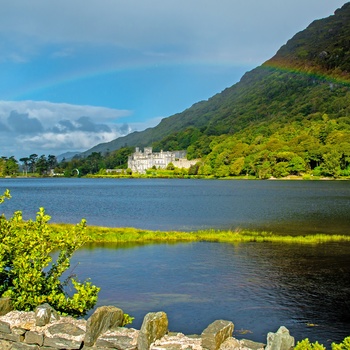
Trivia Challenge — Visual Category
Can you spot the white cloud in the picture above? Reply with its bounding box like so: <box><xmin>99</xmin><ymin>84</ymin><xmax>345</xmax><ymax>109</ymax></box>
<box><xmin>0</xmin><ymin>100</ymin><xmax>134</xmax><ymax>158</ymax></box>
<box><xmin>0</xmin><ymin>100</ymin><xmax>131</xmax><ymax>125</ymax></box>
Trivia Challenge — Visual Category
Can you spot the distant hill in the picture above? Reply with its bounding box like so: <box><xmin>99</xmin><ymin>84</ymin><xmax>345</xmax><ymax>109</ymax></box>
<box><xmin>78</xmin><ymin>2</ymin><xmax>350</xmax><ymax>178</ymax></box>
<box><xmin>56</xmin><ymin>151</ymin><xmax>81</xmax><ymax>162</ymax></box>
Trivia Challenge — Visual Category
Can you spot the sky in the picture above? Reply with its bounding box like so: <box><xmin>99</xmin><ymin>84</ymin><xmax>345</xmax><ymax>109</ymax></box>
<box><xmin>0</xmin><ymin>0</ymin><xmax>348</xmax><ymax>159</ymax></box>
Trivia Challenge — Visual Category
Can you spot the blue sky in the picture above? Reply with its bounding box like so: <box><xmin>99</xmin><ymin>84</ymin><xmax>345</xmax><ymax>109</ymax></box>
<box><xmin>0</xmin><ymin>0</ymin><xmax>348</xmax><ymax>159</ymax></box>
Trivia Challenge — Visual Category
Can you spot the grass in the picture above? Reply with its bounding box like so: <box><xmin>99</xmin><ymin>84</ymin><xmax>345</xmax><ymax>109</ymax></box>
<box><xmin>49</xmin><ymin>224</ymin><xmax>350</xmax><ymax>245</ymax></box>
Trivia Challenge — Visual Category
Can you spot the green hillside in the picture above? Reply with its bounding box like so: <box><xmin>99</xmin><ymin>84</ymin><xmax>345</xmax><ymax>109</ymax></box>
<box><xmin>79</xmin><ymin>2</ymin><xmax>350</xmax><ymax>178</ymax></box>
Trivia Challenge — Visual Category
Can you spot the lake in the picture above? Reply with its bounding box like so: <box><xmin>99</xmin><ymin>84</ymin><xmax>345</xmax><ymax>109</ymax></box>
<box><xmin>0</xmin><ymin>178</ymin><xmax>349</xmax><ymax>346</ymax></box>
<box><xmin>1</xmin><ymin>177</ymin><xmax>350</xmax><ymax>234</ymax></box>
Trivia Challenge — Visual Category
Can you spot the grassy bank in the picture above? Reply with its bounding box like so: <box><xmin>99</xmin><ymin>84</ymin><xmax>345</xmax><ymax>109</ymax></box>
<box><xmin>50</xmin><ymin>224</ymin><xmax>350</xmax><ymax>245</ymax></box>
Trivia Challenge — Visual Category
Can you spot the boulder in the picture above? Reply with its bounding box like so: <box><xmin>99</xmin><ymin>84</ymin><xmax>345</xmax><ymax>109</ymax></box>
<box><xmin>84</xmin><ymin>305</ymin><xmax>124</xmax><ymax>347</ymax></box>
<box><xmin>0</xmin><ymin>298</ymin><xmax>13</xmax><ymax>316</ymax></box>
<box><xmin>44</xmin><ymin>322</ymin><xmax>85</xmax><ymax>349</ymax></box>
<box><xmin>25</xmin><ymin>330</ymin><xmax>44</xmax><ymax>346</ymax></box>
<box><xmin>95</xmin><ymin>327</ymin><xmax>139</xmax><ymax>349</ymax></box>
<box><xmin>219</xmin><ymin>337</ymin><xmax>241</xmax><ymax>350</ymax></box>
<box><xmin>265</xmin><ymin>326</ymin><xmax>294</xmax><ymax>350</ymax></box>
<box><xmin>0</xmin><ymin>320</ymin><xmax>11</xmax><ymax>334</ymax></box>
<box><xmin>201</xmin><ymin>320</ymin><xmax>234</xmax><ymax>350</ymax></box>
<box><xmin>151</xmin><ymin>332</ymin><xmax>202</xmax><ymax>350</ymax></box>
<box><xmin>137</xmin><ymin>311</ymin><xmax>169</xmax><ymax>350</ymax></box>
<box><xmin>240</xmin><ymin>339</ymin><xmax>265</xmax><ymax>350</ymax></box>
<box><xmin>35</xmin><ymin>303</ymin><xmax>59</xmax><ymax>326</ymax></box>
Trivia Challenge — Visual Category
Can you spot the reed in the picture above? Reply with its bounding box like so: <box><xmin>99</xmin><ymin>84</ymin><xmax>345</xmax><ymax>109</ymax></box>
<box><xmin>49</xmin><ymin>224</ymin><xmax>350</xmax><ymax>245</ymax></box>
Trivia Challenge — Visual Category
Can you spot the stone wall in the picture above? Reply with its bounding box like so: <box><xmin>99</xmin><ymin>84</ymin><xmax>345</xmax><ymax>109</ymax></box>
<box><xmin>0</xmin><ymin>299</ymin><xmax>295</xmax><ymax>350</ymax></box>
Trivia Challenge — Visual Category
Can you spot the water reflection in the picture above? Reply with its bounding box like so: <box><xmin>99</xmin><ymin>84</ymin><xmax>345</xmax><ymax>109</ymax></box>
<box><xmin>69</xmin><ymin>241</ymin><xmax>350</xmax><ymax>347</ymax></box>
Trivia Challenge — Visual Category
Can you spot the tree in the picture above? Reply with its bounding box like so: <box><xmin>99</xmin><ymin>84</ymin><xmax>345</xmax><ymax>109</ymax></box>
<box><xmin>4</xmin><ymin>156</ymin><xmax>19</xmax><ymax>176</ymax></box>
<box><xmin>29</xmin><ymin>154</ymin><xmax>38</xmax><ymax>173</ymax></box>
<box><xmin>19</xmin><ymin>157</ymin><xmax>30</xmax><ymax>176</ymax></box>
<box><xmin>36</xmin><ymin>155</ymin><xmax>48</xmax><ymax>175</ymax></box>
<box><xmin>47</xmin><ymin>155</ymin><xmax>58</xmax><ymax>172</ymax></box>
<box><xmin>229</xmin><ymin>157</ymin><xmax>245</xmax><ymax>176</ymax></box>
<box><xmin>0</xmin><ymin>190</ymin><xmax>100</xmax><ymax>316</ymax></box>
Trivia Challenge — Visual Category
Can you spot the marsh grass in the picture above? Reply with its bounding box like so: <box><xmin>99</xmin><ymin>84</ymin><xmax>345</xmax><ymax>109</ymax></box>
<box><xmin>50</xmin><ymin>224</ymin><xmax>350</xmax><ymax>245</ymax></box>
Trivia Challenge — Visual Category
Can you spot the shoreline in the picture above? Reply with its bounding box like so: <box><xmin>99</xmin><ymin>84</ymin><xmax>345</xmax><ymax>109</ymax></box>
<box><xmin>49</xmin><ymin>224</ymin><xmax>350</xmax><ymax>245</ymax></box>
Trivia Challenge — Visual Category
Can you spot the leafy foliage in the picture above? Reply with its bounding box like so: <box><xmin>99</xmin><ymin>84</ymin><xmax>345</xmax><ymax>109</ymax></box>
<box><xmin>0</xmin><ymin>191</ymin><xmax>100</xmax><ymax>317</ymax></box>
<box><xmin>332</xmin><ymin>336</ymin><xmax>350</xmax><ymax>350</ymax></box>
<box><xmin>294</xmin><ymin>336</ymin><xmax>350</xmax><ymax>350</ymax></box>
<box><xmin>294</xmin><ymin>338</ymin><xmax>326</xmax><ymax>350</ymax></box>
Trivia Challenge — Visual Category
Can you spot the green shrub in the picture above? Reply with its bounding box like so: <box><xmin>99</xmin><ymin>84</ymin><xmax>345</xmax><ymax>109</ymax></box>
<box><xmin>332</xmin><ymin>336</ymin><xmax>350</xmax><ymax>350</ymax></box>
<box><xmin>0</xmin><ymin>190</ymin><xmax>100</xmax><ymax>317</ymax></box>
<box><xmin>294</xmin><ymin>336</ymin><xmax>350</xmax><ymax>350</ymax></box>
<box><xmin>294</xmin><ymin>338</ymin><xmax>326</xmax><ymax>350</ymax></box>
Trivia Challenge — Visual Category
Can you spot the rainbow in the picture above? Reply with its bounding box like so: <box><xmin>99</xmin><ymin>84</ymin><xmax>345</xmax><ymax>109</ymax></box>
<box><xmin>262</xmin><ymin>58</ymin><xmax>350</xmax><ymax>86</ymax></box>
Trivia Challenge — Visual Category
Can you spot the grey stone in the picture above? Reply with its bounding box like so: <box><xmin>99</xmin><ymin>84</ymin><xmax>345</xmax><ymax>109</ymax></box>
<box><xmin>219</xmin><ymin>337</ymin><xmax>241</xmax><ymax>350</ymax></box>
<box><xmin>35</xmin><ymin>304</ymin><xmax>59</xmax><ymax>327</ymax></box>
<box><xmin>0</xmin><ymin>298</ymin><xmax>13</xmax><ymax>316</ymax></box>
<box><xmin>25</xmin><ymin>330</ymin><xmax>44</xmax><ymax>346</ymax></box>
<box><xmin>151</xmin><ymin>332</ymin><xmax>202</xmax><ymax>350</ymax></box>
<box><xmin>265</xmin><ymin>326</ymin><xmax>294</xmax><ymax>350</ymax></box>
<box><xmin>137</xmin><ymin>311</ymin><xmax>169</xmax><ymax>350</ymax></box>
<box><xmin>0</xmin><ymin>339</ymin><xmax>12</xmax><ymax>349</ymax></box>
<box><xmin>201</xmin><ymin>320</ymin><xmax>234</xmax><ymax>350</ymax></box>
<box><xmin>240</xmin><ymin>339</ymin><xmax>265</xmax><ymax>350</ymax></box>
<box><xmin>11</xmin><ymin>342</ymin><xmax>40</xmax><ymax>349</ymax></box>
<box><xmin>96</xmin><ymin>328</ymin><xmax>138</xmax><ymax>350</ymax></box>
<box><xmin>0</xmin><ymin>331</ymin><xmax>24</xmax><ymax>342</ymax></box>
<box><xmin>0</xmin><ymin>320</ymin><xmax>11</xmax><ymax>334</ymax></box>
<box><xmin>44</xmin><ymin>322</ymin><xmax>85</xmax><ymax>349</ymax></box>
<box><xmin>12</xmin><ymin>327</ymin><xmax>27</xmax><ymax>336</ymax></box>
<box><xmin>84</xmin><ymin>305</ymin><xmax>124</xmax><ymax>347</ymax></box>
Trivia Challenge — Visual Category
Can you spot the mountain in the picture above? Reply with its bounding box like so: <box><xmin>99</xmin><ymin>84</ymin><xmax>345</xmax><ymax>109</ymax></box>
<box><xmin>77</xmin><ymin>3</ymin><xmax>350</xmax><ymax>178</ymax></box>
<box><xmin>56</xmin><ymin>151</ymin><xmax>81</xmax><ymax>162</ymax></box>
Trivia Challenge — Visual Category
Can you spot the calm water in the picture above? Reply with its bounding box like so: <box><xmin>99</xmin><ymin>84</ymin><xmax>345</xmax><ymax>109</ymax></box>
<box><xmin>1</xmin><ymin>178</ymin><xmax>350</xmax><ymax>346</ymax></box>
<box><xmin>0</xmin><ymin>178</ymin><xmax>350</xmax><ymax>234</ymax></box>
<box><xmin>69</xmin><ymin>241</ymin><xmax>350</xmax><ymax>347</ymax></box>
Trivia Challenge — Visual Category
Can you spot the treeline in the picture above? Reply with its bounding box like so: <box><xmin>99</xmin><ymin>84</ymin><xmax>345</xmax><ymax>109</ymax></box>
<box><xmin>56</xmin><ymin>146</ymin><xmax>134</xmax><ymax>176</ymax></box>
<box><xmin>150</xmin><ymin>112</ymin><xmax>350</xmax><ymax>179</ymax></box>
<box><xmin>0</xmin><ymin>147</ymin><xmax>134</xmax><ymax>177</ymax></box>
<box><xmin>0</xmin><ymin>154</ymin><xmax>58</xmax><ymax>177</ymax></box>
<box><xmin>193</xmin><ymin>113</ymin><xmax>350</xmax><ymax>178</ymax></box>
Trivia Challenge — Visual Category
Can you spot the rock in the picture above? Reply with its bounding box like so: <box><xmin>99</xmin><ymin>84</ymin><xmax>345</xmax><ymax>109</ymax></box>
<box><xmin>44</xmin><ymin>322</ymin><xmax>85</xmax><ymax>349</ymax></box>
<box><xmin>0</xmin><ymin>339</ymin><xmax>11</xmax><ymax>349</ymax></box>
<box><xmin>11</xmin><ymin>342</ymin><xmax>40</xmax><ymax>349</ymax></box>
<box><xmin>0</xmin><ymin>320</ymin><xmax>11</xmax><ymax>334</ymax></box>
<box><xmin>265</xmin><ymin>326</ymin><xmax>294</xmax><ymax>350</ymax></box>
<box><xmin>137</xmin><ymin>311</ymin><xmax>169</xmax><ymax>350</ymax></box>
<box><xmin>0</xmin><ymin>311</ymin><xmax>36</xmax><ymax>330</ymax></box>
<box><xmin>0</xmin><ymin>298</ymin><xmax>13</xmax><ymax>316</ymax></box>
<box><xmin>201</xmin><ymin>320</ymin><xmax>234</xmax><ymax>350</ymax></box>
<box><xmin>219</xmin><ymin>337</ymin><xmax>241</xmax><ymax>350</ymax></box>
<box><xmin>25</xmin><ymin>330</ymin><xmax>44</xmax><ymax>346</ymax></box>
<box><xmin>95</xmin><ymin>327</ymin><xmax>139</xmax><ymax>349</ymax></box>
<box><xmin>35</xmin><ymin>303</ymin><xmax>59</xmax><ymax>326</ymax></box>
<box><xmin>240</xmin><ymin>339</ymin><xmax>265</xmax><ymax>350</ymax></box>
<box><xmin>151</xmin><ymin>332</ymin><xmax>202</xmax><ymax>350</ymax></box>
<box><xmin>84</xmin><ymin>305</ymin><xmax>124</xmax><ymax>347</ymax></box>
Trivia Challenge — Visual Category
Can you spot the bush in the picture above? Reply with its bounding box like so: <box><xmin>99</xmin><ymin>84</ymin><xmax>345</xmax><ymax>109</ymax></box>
<box><xmin>294</xmin><ymin>338</ymin><xmax>326</xmax><ymax>350</ymax></box>
<box><xmin>332</xmin><ymin>336</ymin><xmax>350</xmax><ymax>350</ymax></box>
<box><xmin>0</xmin><ymin>190</ymin><xmax>100</xmax><ymax>317</ymax></box>
<box><xmin>294</xmin><ymin>336</ymin><xmax>350</xmax><ymax>350</ymax></box>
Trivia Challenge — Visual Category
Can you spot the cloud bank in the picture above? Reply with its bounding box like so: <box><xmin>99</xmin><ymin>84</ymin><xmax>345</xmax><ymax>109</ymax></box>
<box><xmin>0</xmin><ymin>101</ymin><xmax>156</xmax><ymax>158</ymax></box>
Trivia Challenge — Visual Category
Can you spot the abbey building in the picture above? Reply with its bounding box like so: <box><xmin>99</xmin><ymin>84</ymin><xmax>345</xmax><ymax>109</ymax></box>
<box><xmin>128</xmin><ymin>147</ymin><xmax>197</xmax><ymax>174</ymax></box>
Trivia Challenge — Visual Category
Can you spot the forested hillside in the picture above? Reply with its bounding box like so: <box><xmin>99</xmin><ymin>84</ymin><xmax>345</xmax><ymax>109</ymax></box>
<box><xmin>77</xmin><ymin>2</ymin><xmax>350</xmax><ymax>178</ymax></box>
